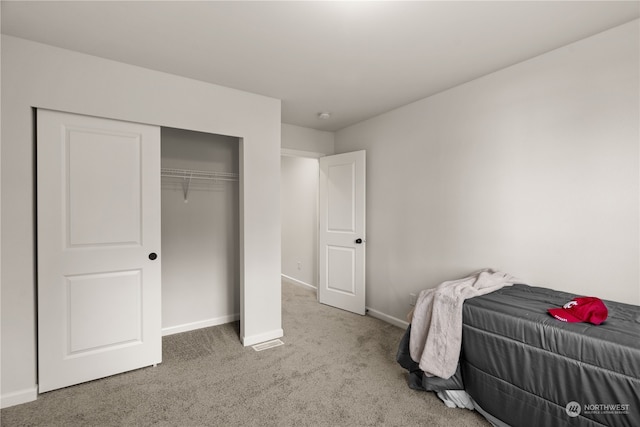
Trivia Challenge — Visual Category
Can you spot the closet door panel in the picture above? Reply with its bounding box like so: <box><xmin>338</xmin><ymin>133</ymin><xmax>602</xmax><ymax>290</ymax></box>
<box><xmin>37</xmin><ymin>109</ymin><xmax>161</xmax><ymax>393</ymax></box>
<box><xmin>66</xmin><ymin>127</ymin><xmax>142</xmax><ymax>246</ymax></box>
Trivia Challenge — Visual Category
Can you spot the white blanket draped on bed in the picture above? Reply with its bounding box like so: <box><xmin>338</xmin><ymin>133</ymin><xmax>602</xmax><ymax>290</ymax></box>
<box><xmin>409</xmin><ymin>269</ymin><xmax>519</xmax><ymax>379</ymax></box>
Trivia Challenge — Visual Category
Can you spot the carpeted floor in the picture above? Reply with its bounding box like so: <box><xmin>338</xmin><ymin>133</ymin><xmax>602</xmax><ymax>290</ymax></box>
<box><xmin>1</xmin><ymin>281</ymin><xmax>490</xmax><ymax>426</ymax></box>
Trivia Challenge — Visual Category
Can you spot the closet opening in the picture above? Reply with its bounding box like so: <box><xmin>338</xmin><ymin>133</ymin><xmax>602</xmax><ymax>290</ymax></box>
<box><xmin>160</xmin><ymin>127</ymin><xmax>241</xmax><ymax>337</ymax></box>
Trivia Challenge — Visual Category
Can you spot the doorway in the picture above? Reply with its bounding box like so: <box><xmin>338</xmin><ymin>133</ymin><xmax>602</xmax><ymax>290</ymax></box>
<box><xmin>280</xmin><ymin>155</ymin><xmax>319</xmax><ymax>290</ymax></box>
<box><xmin>161</xmin><ymin>127</ymin><xmax>240</xmax><ymax>335</ymax></box>
<box><xmin>280</xmin><ymin>150</ymin><xmax>366</xmax><ymax>315</ymax></box>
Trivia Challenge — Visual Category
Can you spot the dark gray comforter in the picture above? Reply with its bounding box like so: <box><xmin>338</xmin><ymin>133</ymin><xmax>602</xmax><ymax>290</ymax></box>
<box><xmin>397</xmin><ymin>284</ymin><xmax>640</xmax><ymax>427</ymax></box>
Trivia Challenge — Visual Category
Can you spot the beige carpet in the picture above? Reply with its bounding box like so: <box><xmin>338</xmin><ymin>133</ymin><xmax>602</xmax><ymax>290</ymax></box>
<box><xmin>1</xmin><ymin>281</ymin><xmax>490</xmax><ymax>426</ymax></box>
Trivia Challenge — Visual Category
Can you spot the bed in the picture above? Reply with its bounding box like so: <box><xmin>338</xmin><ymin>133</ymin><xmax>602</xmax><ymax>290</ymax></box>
<box><xmin>397</xmin><ymin>284</ymin><xmax>640</xmax><ymax>427</ymax></box>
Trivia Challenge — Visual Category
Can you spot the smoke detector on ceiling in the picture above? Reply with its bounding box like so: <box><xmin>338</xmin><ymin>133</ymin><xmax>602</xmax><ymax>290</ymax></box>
<box><xmin>317</xmin><ymin>112</ymin><xmax>331</xmax><ymax>120</ymax></box>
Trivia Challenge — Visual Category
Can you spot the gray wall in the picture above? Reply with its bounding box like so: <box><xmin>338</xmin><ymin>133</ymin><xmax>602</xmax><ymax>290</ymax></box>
<box><xmin>281</xmin><ymin>123</ymin><xmax>334</xmax><ymax>155</ymax></box>
<box><xmin>335</xmin><ymin>20</ymin><xmax>639</xmax><ymax>324</ymax></box>
<box><xmin>161</xmin><ymin>128</ymin><xmax>240</xmax><ymax>333</ymax></box>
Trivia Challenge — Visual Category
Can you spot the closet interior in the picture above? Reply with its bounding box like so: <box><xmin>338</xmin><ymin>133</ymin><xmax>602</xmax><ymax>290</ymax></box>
<box><xmin>160</xmin><ymin>127</ymin><xmax>240</xmax><ymax>335</ymax></box>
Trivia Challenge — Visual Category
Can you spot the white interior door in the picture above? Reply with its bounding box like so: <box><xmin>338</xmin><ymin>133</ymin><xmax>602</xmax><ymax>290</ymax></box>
<box><xmin>318</xmin><ymin>150</ymin><xmax>366</xmax><ymax>315</ymax></box>
<box><xmin>37</xmin><ymin>109</ymin><xmax>162</xmax><ymax>393</ymax></box>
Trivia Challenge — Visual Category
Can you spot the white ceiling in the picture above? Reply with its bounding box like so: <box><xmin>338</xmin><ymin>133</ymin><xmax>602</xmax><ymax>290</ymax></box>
<box><xmin>2</xmin><ymin>1</ymin><xmax>639</xmax><ymax>132</ymax></box>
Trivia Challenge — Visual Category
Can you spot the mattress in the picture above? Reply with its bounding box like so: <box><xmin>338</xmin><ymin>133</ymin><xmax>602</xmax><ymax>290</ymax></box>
<box><xmin>397</xmin><ymin>284</ymin><xmax>640</xmax><ymax>427</ymax></box>
<box><xmin>461</xmin><ymin>284</ymin><xmax>640</xmax><ymax>427</ymax></box>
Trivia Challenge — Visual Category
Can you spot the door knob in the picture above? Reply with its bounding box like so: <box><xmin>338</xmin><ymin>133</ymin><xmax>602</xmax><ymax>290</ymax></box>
<box><xmin>149</xmin><ymin>253</ymin><xmax>158</xmax><ymax>260</ymax></box>
<box><xmin>355</xmin><ymin>238</ymin><xmax>363</xmax><ymax>244</ymax></box>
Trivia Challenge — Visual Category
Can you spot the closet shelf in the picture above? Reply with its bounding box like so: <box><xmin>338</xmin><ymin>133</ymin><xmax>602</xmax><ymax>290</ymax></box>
<box><xmin>161</xmin><ymin>168</ymin><xmax>238</xmax><ymax>182</ymax></box>
<box><xmin>161</xmin><ymin>168</ymin><xmax>238</xmax><ymax>203</ymax></box>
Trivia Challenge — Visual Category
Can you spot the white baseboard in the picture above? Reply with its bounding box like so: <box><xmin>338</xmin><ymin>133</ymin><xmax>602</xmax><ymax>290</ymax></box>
<box><xmin>162</xmin><ymin>314</ymin><xmax>240</xmax><ymax>337</ymax></box>
<box><xmin>1</xmin><ymin>386</ymin><xmax>38</xmax><ymax>409</ymax></box>
<box><xmin>366</xmin><ymin>307</ymin><xmax>410</xmax><ymax>329</ymax></box>
<box><xmin>242</xmin><ymin>328</ymin><xmax>284</xmax><ymax>347</ymax></box>
<box><xmin>281</xmin><ymin>274</ymin><xmax>316</xmax><ymax>291</ymax></box>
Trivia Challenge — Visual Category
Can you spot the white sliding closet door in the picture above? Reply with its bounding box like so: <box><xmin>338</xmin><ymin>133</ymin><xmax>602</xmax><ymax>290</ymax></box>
<box><xmin>37</xmin><ymin>109</ymin><xmax>162</xmax><ymax>393</ymax></box>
